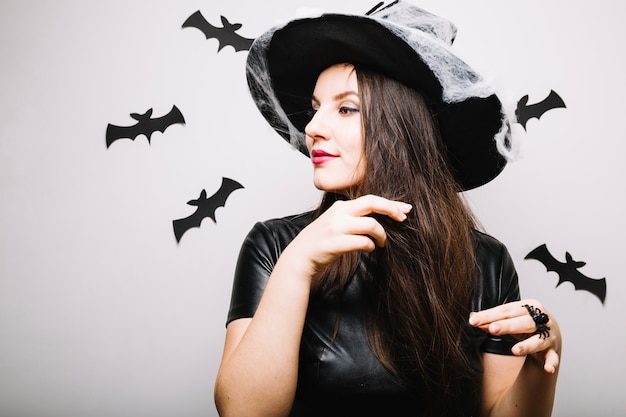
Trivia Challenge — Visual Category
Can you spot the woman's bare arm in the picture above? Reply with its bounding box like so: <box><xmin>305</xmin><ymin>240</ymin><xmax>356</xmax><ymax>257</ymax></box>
<box><xmin>473</xmin><ymin>300</ymin><xmax>561</xmax><ymax>417</ymax></box>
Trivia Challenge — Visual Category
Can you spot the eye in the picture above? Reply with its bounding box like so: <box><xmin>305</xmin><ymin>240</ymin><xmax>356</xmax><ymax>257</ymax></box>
<box><xmin>339</xmin><ymin>106</ymin><xmax>359</xmax><ymax>115</ymax></box>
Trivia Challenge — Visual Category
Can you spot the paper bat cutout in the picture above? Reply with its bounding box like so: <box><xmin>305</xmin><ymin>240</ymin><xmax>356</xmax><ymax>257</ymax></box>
<box><xmin>173</xmin><ymin>177</ymin><xmax>244</xmax><ymax>242</ymax></box>
<box><xmin>182</xmin><ymin>11</ymin><xmax>253</xmax><ymax>52</ymax></box>
<box><xmin>106</xmin><ymin>105</ymin><xmax>185</xmax><ymax>148</ymax></box>
<box><xmin>525</xmin><ymin>244</ymin><xmax>606</xmax><ymax>304</ymax></box>
<box><xmin>515</xmin><ymin>90</ymin><xmax>566</xmax><ymax>130</ymax></box>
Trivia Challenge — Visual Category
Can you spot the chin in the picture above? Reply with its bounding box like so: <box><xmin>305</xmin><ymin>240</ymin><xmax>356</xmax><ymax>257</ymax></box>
<box><xmin>313</xmin><ymin>173</ymin><xmax>361</xmax><ymax>194</ymax></box>
<box><xmin>314</xmin><ymin>184</ymin><xmax>350</xmax><ymax>196</ymax></box>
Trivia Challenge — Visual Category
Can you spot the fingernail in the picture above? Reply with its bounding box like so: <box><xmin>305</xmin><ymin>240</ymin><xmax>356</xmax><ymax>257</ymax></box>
<box><xmin>468</xmin><ymin>313</ymin><xmax>478</xmax><ymax>325</ymax></box>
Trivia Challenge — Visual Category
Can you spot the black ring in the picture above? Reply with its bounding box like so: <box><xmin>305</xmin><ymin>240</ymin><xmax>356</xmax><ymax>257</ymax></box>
<box><xmin>522</xmin><ymin>304</ymin><xmax>551</xmax><ymax>339</ymax></box>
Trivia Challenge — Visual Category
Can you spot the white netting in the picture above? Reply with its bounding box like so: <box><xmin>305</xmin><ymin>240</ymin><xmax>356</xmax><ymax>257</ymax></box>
<box><xmin>245</xmin><ymin>22</ymin><xmax>309</xmax><ymax>153</ymax></box>
<box><xmin>373</xmin><ymin>2</ymin><xmax>495</xmax><ymax>103</ymax></box>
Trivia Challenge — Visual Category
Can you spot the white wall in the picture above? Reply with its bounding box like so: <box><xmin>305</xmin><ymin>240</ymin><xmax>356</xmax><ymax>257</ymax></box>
<box><xmin>1</xmin><ymin>1</ymin><xmax>624</xmax><ymax>416</ymax></box>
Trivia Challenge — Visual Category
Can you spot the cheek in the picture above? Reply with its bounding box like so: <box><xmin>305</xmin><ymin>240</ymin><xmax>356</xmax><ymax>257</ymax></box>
<box><xmin>351</xmin><ymin>129</ymin><xmax>366</xmax><ymax>176</ymax></box>
<box><xmin>348</xmin><ymin>128</ymin><xmax>364</xmax><ymax>159</ymax></box>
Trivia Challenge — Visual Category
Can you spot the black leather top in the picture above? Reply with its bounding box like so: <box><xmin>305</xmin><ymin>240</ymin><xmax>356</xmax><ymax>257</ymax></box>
<box><xmin>227</xmin><ymin>211</ymin><xmax>520</xmax><ymax>416</ymax></box>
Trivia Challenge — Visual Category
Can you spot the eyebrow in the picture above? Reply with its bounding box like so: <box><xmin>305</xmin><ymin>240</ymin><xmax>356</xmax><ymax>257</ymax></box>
<box><xmin>312</xmin><ymin>90</ymin><xmax>360</xmax><ymax>104</ymax></box>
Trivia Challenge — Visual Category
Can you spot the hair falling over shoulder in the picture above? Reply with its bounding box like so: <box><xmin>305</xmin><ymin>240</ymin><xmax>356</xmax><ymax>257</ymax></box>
<box><xmin>313</xmin><ymin>66</ymin><xmax>481</xmax><ymax>416</ymax></box>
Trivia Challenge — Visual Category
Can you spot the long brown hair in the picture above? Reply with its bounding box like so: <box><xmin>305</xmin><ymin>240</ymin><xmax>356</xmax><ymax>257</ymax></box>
<box><xmin>312</xmin><ymin>65</ymin><xmax>481</xmax><ymax>416</ymax></box>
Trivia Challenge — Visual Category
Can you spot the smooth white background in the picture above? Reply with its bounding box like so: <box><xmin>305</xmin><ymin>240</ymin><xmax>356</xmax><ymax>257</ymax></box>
<box><xmin>1</xmin><ymin>1</ymin><xmax>624</xmax><ymax>416</ymax></box>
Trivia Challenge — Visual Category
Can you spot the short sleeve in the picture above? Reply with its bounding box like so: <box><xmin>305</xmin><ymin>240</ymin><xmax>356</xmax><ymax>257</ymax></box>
<box><xmin>226</xmin><ymin>222</ymin><xmax>278</xmax><ymax>325</ymax></box>
<box><xmin>473</xmin><ymin>232</ymin><xmax>521</xmax><ymax>355</ymax></box>
<box><xmin>225</xmin><ymin>213</ymin><xmax>310</xmax><ymax>326</ymax></box>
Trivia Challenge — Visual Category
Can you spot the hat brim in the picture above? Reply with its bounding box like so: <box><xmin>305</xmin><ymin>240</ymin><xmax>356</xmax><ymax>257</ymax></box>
<box><xmin>248</xmin><ymin>14</ymin><xmax>508</xmax><ymax>190</ymax></box>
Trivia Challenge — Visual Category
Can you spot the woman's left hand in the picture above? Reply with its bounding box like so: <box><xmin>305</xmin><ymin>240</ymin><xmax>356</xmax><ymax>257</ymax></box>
<box><xmin>469</xmin><ymin>299</ymin><xmax>561</xmax><ymax>374</ymax></box>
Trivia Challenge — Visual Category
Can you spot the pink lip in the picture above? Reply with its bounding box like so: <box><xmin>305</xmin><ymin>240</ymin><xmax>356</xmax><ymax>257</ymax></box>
<box><xmin>311</xmin><ymin>149</ymin><xmax>337</xmax><ymax>165</ymax></box>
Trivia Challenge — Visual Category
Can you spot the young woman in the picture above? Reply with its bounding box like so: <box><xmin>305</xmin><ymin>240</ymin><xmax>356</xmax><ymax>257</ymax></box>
<box><xmin>215</xmin><ymin>2</ymin><xmax>561</xmax><ymax>416</ymax></box>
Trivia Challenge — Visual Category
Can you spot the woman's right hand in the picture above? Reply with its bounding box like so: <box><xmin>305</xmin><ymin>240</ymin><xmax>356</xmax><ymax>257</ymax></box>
<box><xmin>285</xmin><ymin>194</ymin><xmax>412</xmax><ymax>277</ymax></box>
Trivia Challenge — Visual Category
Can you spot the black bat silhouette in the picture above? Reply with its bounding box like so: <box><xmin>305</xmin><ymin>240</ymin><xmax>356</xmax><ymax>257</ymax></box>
<box><xmin>173</xmin><ymin>177</ymin><xmax>244</xmax><ymax>243</ymax></box>
<box><xmin>515</xmin><ymin>90</ymin><xmax>566</xmax><ymax>130</ymax></box>
<box><xmin>106</xmin><ymin>105</ymin><xmax>185</xmax><ymax>148</ymax></box>
<box><xmin>525</xmin><ymin>244</ymin><xmax>606</xmax><ymax>304</ymax></box>
<box><xmin>182</xmin><ymin>11</ymin><xmax>254</xmax><ymax>52</ymax></box>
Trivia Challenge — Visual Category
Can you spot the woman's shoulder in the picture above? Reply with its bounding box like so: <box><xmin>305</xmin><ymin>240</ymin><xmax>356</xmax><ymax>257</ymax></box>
<box><xmin>244</xmin><ymin>211</ymin><xmax>314</xmax><ymax>249</ymax></box>
<box><xmin>472</xmin><ymin>229</ymin><xmax>509</xmax><ymax>254</ymax></box>
<box><xmin>255</xmin><ymin>210</ymin><xmax>313</xmax><ymax>234</ymax></box>
<box><xmin>259</xmin><ymin>210</ymin><xmax>314</xmax><ymax>229</ymax></box>
<box><xmin>471</xmin><ymin>229</ymin><xmax>520</xmax><ymax>309</ymax></box>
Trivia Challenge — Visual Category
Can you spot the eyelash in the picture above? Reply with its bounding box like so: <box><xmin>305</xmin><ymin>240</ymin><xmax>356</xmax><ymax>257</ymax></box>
<box><xmin>339</xmin><ymin>106</ymin><xmax>359</xmax><ymax>115</ymax></box>
<box><xmin>307</xmin><ymin>106</ymin><xmax>360</xmax><ymax>119</ymax></box>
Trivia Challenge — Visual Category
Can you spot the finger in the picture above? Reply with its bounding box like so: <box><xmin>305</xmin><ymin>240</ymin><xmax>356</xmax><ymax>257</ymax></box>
<box><xmin>469</xmin><ymin>302</ymin><xmax>524</xmax><ymax>327</ymax></box>
<box><xmin>351</xmin><ymin>195</ymin><xmax>412</xmax><ymax>222</ymax></box>
<box><xmin>469</xmin><ymin>299</ymin><xmax>544</xmax><ymax>327</ymax></box>
<box><xmin>480</xmin><ymin>314</ymin><xmax>537</xmax><ymax>337</ymax></box>
<box><xmin>543</xmin><ymin>348</ymin><xmax>560</xmax><ymax>374</ymax></box>
<box><xmin>345</xmin><ymin>216</ymin><xmax>388</xmax><ymax>248</ymax></box>
<box><xmin>511</xmin><ymin>338</ymin><xmax>560</xmax><ymax>374</ymax></box>
<box><xmin>511</xmin><ymin>333</ymin><xmax>549</xmax><ymax>356</ymax></box>
<box><xmin>336</xmin><ymin>234</ymin><xmax>379</xmax><ymax>253</ymax></box>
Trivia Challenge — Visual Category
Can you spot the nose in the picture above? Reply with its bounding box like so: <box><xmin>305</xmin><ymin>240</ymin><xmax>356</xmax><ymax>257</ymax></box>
<box><xmin>304</xmin><ymin>108</ymin><xmax>329</xmax><ymax>141</ymax></box>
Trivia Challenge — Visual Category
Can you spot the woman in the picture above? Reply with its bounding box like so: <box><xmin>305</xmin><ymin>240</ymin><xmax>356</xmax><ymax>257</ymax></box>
<box><xmin>215</xmin><ymin>2</ymin><xmax>561</xmax><ymax>416</ymax></box>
